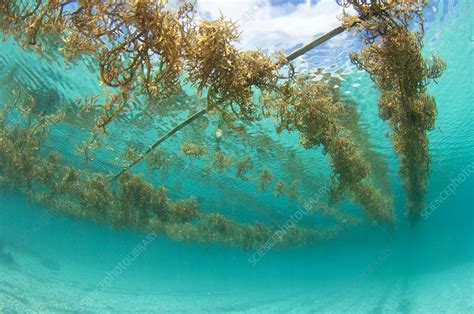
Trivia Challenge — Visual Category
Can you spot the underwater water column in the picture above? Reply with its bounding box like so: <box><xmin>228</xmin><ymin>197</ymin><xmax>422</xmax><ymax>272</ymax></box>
<box><xmin>0</xmin><ymin>0</ymin><xmax>473</xmax><ymax>312</ymax></box>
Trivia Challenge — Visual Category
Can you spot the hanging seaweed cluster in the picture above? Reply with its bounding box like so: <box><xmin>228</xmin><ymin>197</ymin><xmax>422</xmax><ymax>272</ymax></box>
<box><xmin>337</xmin><ymin>98</ymin><xmax>393</xmax><ymax>197</ymax></box>
<box><xmin>265</xmin><ymin>78</ymin><xmax>394</xmax><ymax>225</ymax></box>
<box><xmin>341</xmin><ymin>0</ymin><xmax>446</xmax><ymax>223</ymax></box>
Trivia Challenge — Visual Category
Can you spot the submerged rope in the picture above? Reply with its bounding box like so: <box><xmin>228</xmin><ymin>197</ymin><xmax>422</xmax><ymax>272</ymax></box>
<box><xmin>110</xmin><ymin>109</ymin><xmax>207</xmax><ymax>181</ymax></box>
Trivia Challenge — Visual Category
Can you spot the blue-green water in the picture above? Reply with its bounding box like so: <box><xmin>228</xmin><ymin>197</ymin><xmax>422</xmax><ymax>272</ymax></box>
<box><xmin>0</xmin><ymin>1</ymin><xmax>473</xmax><ymax>312</ymax></box>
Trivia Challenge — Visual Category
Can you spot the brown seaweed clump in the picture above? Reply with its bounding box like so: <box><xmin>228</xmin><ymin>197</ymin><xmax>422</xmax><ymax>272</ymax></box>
<box><xmin>341</xmin><ymin>0</ymin><xmax>446</xmax><ymax>223</ymax></box>
<box><xmin>337</xmin><ymin>98</ymin><xmax>393</xmax><ymax>197</ymax></box>
<box><xmin>213</xmin><ymin>151</ymin><xmax>233</xmax><ymax>173</ymax></box>
<box><xmin>145</xmin><ymin>147</ymin><xmax>170</xmax><ymax>171</ymax></box>
<box><xmin>274</xmin><ymin>180</ymin><xmax>300</xmax><ymax>200</ymax></box>
<box><xmin>266</xmin><ymin>78</ymin><xmax>394</xmax><ymax>225</ymax></box>
<box><xmin>257</xmin><ymin>167</ymin><xmax>274</xmax><ymax>191</ymax></box>
<box><xmin>81</xmin><ymin>174</ymin><xmax>114</xmax><ymax>222</ymax></box>
<box><xmin>235</xmin><ymin>155</ymin><xmax>253</xmax><ymax>180</ymax></box>
<box><xmin>274</xmin><ymin>180</ymin><xmax>286</xmax><ymax>198</ymax></box>
<box><xmin>170</xmin><ymin>198</ymin><xmax>200</xmax><ymax>223</ymax></box>
<box><xmin>180</xmin><ymin>141</ymin><xmax>207</xmax><ymax>159</ymax></box>
<box><xmin>186</xmin><ymin>17</ymin><xmax>281</xmax><ymax>122</ymax></box>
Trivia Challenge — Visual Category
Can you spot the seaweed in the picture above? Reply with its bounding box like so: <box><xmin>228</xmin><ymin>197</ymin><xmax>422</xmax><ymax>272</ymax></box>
<box><xmin>275</xmin><ymin>180</ymin><xmax>285</xmax><ymax>198</ymax></box>
<box><xmin>236</xmin><ymin>155</ymin><xmax>253</xmax><ymax>180</ymax></box>
<box><xmin>342</xmin><ymin>0</ymin><xmax>446</xmax><ymax>224</ymax></box>
<box><xmin>58</xmin><ymin>167</ymin><xmax>81</xmax><ymax>194</ymax></box>
<box><xmin>124</xmin><ymin>146</ymin><xmax>143</xmax><ymax>163</ymax></box>
<box><xmin>257</xmin><ymin>167</ymin><xmax>274</xmax><ymax>191</ymax></box>
<box><xmin>186</xmin><ymin>18</ymin><xmax>279</xmax><ymax>121</ymax></box>
<box><xmin>180</xmin><ymin>141</ymin><xmax>207</xmax><ymax>159</ymax></box>
<box><xmin>207</xmin><ymin>214</ymin><xmax>234</xmax><ymax>235</ymax></box>
<box><xmin>265</xmin><ymin>78</ymin><xmax>394</xmax><ymax>225</ymax></box>
<box><xmin>274</xmin><ymin>180</ymin><xmax>299</xmax><ymax>200</ymax></box>
<box><xmin>337</xmin><ymin>98</ymin><xmax>393</xmax><ymax>197</ymax></box>
<box><xmin>81</xmin><ymin>174</ymin><xmax>114</xmax><ymax>222</ymax></box>
<box><xmin>213</xmin><ymin>151</ymin><xmax>232</xmax><ymax>173</ymax></box>
<box><xmin>170</xmin><ymin>198</ymin><xmax>200</xmax><ymax>223</ymax></box>
<box><xmin>145</xmin><ymin>147</ymin><xmax>169</xmax><ymax>171</ymax></box>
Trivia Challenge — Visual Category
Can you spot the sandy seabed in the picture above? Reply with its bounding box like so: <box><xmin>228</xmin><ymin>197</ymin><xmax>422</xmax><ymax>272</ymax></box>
<box><xmin>1</xmin><ymin>246</ymin><xmax>473</xmax><ymax>313</ymax></box>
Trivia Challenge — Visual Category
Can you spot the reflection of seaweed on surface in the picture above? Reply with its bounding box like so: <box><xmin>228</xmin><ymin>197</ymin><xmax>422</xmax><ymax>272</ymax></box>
<box><xmin>0</xmin><ymin>68</ymin><xmax>70</xmax><ymax>126</ymax></box>
<box><xmin>286</xmin><ymin>180</ymin><xmax>300</xmax><ymax>200</ymax></box>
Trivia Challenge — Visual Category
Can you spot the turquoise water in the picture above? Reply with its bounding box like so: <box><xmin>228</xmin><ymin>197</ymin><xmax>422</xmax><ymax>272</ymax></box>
<box><xmin>0</xmin><ymin>1</ymin><xmax>473</xmax><ymax>312</ymax></box>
